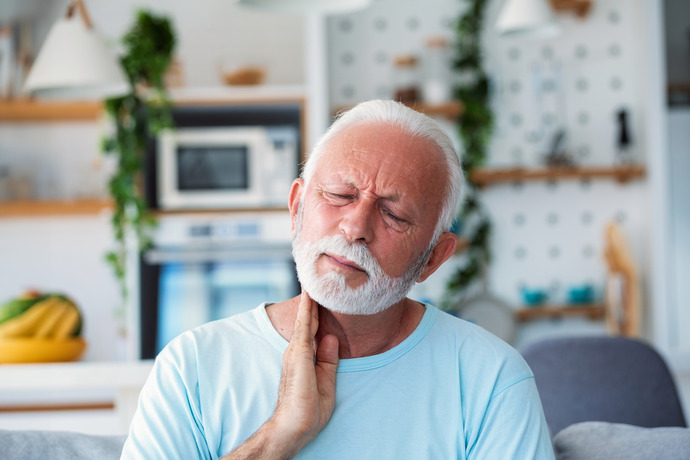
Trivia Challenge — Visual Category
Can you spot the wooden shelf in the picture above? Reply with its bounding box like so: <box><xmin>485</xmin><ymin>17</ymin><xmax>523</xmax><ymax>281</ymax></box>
<box><xmin>0</xmin><ymin>88</ymin><xmax>308</xmax><ymax>122</ymax></box>
<box><xmin>471</xmin><ymin>165</ymin><xmax>646</xmax><ymax>187</ymax></box>
<box><xmin>668</xmin><ymin>82</ymin><xmax>690</xmax><ymax>104</ymax></box>
<box><xmin>153</xmin><ymin>206</ymin><xmax>290</xmax><ymax>216</ymax></box>
<box><xmin>0</xmin><ymin>100</ymin><xmax>103</xmax><ymax>122</ymax></box>
<box><xmin>3</xmin><ymin>96</ymin><xmax>460</xmax><ymax>123</ymax></box>
<box><xmin>0</xmin><ymin>199</ymin><xmax>112</xmax><ymax>218</ymax></box>
<box><xmin>515</xmin><ymin>304</ymin><xmax>606</xmax><ymax>322</ymax></box>
<box><xmin>0</xmin><ymin>200</ymin><xmax>296</xmax><ymax>218</ymax></box>
<box><xmin>333</xmin><ymin>100</ymin><xmax>463</xmax><ymax>121</ymax></box>
<box><xmin>550</xmin><ymin>0</ymin><xmax>593</xmax><ymax>18</ymax></box>
<box><xmin>668</xmin><ymin>82</ymin><xmax>690</xmax><ymax>94</ymax></box>
<box><xmin>407</xmin><ymin>101</ymin><xmax>463</xmax><ymax>120</ymax></box>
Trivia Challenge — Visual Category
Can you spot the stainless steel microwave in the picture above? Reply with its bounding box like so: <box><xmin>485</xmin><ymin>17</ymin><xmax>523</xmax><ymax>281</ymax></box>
<box><xmin>145</xmin><ymin>103</ymin><xmax>303</xmax><ymax>211</ymax></box>
<box><xmin>157</xmin><ymin>125</ymin><xmax>298</xmax><ymax>210</ymax></box>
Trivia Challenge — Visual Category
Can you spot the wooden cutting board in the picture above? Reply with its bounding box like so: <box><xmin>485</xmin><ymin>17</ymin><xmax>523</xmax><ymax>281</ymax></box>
<box><xmin>603</xmin><ymin>221</ymin><xmax>640</xmax><ymax>336</ymax></box>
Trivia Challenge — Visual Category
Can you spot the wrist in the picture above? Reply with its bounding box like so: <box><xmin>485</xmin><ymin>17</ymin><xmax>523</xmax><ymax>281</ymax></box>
<box><xmin>222</xmin><ymin>418</ymin><xmax>304</xmax><ymax>460</ymax></box>
<box><xmin>263</xmin><ymin>414</ymin><xmax>312</xmax><ymax>458</ymax></box>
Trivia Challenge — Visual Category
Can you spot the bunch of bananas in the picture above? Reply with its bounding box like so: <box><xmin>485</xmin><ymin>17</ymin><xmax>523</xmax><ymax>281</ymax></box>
<box><xmin>0</xmin><ymin>293</ymin><xmax>82</xmax><ymax>339</ymax></box>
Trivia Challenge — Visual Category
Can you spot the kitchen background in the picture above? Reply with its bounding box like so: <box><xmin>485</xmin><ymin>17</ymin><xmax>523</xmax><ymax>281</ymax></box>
<box><xmin>0</xmin><ymin>0</ymin><xmax>689</xmax><ymax>431</ymax></box>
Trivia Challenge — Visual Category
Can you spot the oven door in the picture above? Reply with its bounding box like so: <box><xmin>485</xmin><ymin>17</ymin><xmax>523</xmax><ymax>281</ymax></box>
<box><xmin>139</xmin><ymin>242</ymin><xmax>298</xmax><ymax>359</ymax></box>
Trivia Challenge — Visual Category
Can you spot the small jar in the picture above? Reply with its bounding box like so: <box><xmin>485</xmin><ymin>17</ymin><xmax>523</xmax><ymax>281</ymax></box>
<box><xmin>393</xmin><ymin>55</ymin><xmax>420</xmax><ymax>105</ymax></box>
<box><xmin>422</xmin><ymin>36</ymin><xmax>452</xmax><ymax>104</ymax></box>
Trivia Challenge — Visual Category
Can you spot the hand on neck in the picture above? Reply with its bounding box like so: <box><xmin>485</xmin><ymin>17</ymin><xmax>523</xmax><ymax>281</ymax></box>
<box><xmin>266</xmin><ymin>296</ymin><xmax>426</xmax><ymax>360</ymax></box>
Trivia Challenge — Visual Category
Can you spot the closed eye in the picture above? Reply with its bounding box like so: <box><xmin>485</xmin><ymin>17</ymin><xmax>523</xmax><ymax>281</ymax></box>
<box><xmin>324</xmin><ymin>191</ymin><xmax>355</xmax><ymax>205</ymax></box>
<box><xmin>382</xmin><ymin>208</ymin><xmax>412</xmax><ymax>232</ymax></box>
<box><xmin>384</xmin><ymin>209</ymin><xmax>404</xmax><ymax>222</ymax></box>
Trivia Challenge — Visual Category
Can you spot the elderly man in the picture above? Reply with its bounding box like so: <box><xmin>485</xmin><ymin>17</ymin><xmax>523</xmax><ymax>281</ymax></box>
<box><xmin>121</xmin><ymin>100</ymin><xmax>554</xmax><ymax>459</ymax></box>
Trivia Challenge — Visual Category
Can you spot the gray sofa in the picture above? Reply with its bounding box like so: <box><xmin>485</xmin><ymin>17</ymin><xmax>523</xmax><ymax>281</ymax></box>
<box><xmin>0</xmin><ymin>429</ymin><xmax>126</xmax><ymax>460</ymax></box>
<box><xmin>2</xmin><ymin>424</ymin><xmax>690</xmax><ymax>459</ymax></box>
<box><xmin>553</xmin><ymin>421</ymin><xmax>690</xmax><ymax>459</ymax></box>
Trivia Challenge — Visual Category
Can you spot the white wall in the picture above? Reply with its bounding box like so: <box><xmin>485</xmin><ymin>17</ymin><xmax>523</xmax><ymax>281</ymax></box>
<box><xmin>28</xmin><ymin>0</ymin><xmax>305</xmax><ymax>88</ymax></box>
<box><xmin>667</xmin><ymin>109</ymin><xmax>690</xmax><ymax>354</ymax></box>
<box><xmin>0</xmin><ymin>122</ymin><xmax>111</xmax><ymax>201</ymax></box>
<box><xmin>0</xmin><ymin>216</ymin><xmax>125</xmax><ymax>361</ymax></box>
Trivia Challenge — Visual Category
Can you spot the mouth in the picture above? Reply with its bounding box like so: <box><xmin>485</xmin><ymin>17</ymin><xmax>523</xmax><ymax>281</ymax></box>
<box><xmin>324</xmin><ymin>253</ymin><xmax>366</xmax><ymax>273</ymax></box>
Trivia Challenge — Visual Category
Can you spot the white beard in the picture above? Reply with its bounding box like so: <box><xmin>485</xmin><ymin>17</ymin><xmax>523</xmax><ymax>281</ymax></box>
<box><xmin>291</xmin><ymin>204</ymin><xmax>434</xmax><ymax>315</ymax></box>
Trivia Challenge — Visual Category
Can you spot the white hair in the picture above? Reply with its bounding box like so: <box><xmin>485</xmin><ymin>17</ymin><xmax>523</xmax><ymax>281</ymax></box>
<box><xmin>302</xmin><ymin>99</ymin><xmax>464</xmax><ymax>239</ymax></box>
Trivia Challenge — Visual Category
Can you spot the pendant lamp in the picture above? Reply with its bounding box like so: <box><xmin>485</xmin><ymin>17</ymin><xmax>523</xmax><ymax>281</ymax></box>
<box><xmin>23</xmin><ymin>0</ymin><xmax>128</xmax><ymax>99</ymax></box>
<box><xmin>496</xmin><ymin>0</ymin><xmax>560</xmax><ymax>38</ymax></box>
<box><xmin>237</xmin><ymin>0</ymin><xmax>371</xmax><ymax>14</ymax></box>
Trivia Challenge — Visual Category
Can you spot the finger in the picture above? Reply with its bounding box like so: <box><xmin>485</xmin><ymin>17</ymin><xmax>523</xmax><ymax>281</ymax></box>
<box><xmin>315</xmin><ymin>334</ymin><xmax>339</xmax><ymax>402</ymax></box>
<box><xmin>292</xmin><ymin>290</ymin><xmax>316</xmax><ymax>344</ymax></box>
<box><xmin>309</xmin><ymin>292</ymin><xmax>319</xmax><ymax>338</ymax></box>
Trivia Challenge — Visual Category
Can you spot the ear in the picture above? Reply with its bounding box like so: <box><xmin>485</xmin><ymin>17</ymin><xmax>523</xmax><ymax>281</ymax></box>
<box><xmin>288</xmin><ymin>178</ymin><xmax>305</xmax><ymax>235</ymax></box>
<box><xmin>416</xmin><ymin>232</ymin><xmax>458</xmax><ymax>283</ymax></box>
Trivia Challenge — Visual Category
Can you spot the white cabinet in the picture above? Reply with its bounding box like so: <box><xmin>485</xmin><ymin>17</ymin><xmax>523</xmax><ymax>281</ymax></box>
<box><xmin>0</xmin><ymin>361</ymin><xmax>153</xmax><ymax>435</ymax></box>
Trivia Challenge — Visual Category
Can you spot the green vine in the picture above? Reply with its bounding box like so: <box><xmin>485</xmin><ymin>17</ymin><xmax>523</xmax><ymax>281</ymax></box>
<box><xmin>443</xmin><ymin>0</ymin><xmax>494</xmax><ymax>309</ymax></box>
<box><xmin>101</xmin><ymin>10</ymin><xmax>176</xmax><ymax>319</ymax></box>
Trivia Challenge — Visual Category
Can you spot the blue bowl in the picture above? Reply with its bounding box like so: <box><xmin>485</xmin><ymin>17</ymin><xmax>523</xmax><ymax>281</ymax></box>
<box><xmin>568</xmin><ymin>285</ymin><xmax>594</xmax><ymax>304</ymax></box>
<box><xmin>521</xmin><ymin>288</ymin><xmax>548</xmax><ymax>306</ymax></box>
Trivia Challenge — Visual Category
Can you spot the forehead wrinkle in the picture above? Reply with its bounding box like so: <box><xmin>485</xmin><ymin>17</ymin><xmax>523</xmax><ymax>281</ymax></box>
<box><xmin>322</xmin><ymin>158</ymin><xmax>406</xmax><ymax>205</ymax></box>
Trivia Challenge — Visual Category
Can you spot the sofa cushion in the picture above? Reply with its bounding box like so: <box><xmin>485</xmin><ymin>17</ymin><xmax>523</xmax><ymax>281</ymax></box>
<box><xmin>0</xmin><ymin>429</ymin><xmax>126</xmax><ymax>460</ymax></box>
<box><xmin>553</xmin><ymin>421</ymin><xmax>690</xmax><ymax>460</ymax></box>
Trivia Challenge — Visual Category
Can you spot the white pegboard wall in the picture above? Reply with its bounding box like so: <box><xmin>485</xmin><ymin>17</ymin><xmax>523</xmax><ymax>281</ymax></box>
<box><xmin>485</xmin><ymin>0</ymin><xmax>645</xmax><ymax>167</ymax></box>
<box><xmin>327</xmin><ymin>0</ymin><xmax>463</xmax><ymax>110</ymax></box>
<box><xmin>481</xmin><ymin>0</ymin><xmax>650</xmax><ymax>316</ymax></box>
<box><xmin>326</xmin><ymin>0</ymin><xmax>651</xmax><ymax>339</ymax></box>
<box><xmin>483</xmin><ymin>180</ymin><xmax>649</xmax><ymax>307</ymax></box>
<box><xmin>328</xmin><ymin>1</ymin><xmax>646</xmax><ymax>163</ymax></box>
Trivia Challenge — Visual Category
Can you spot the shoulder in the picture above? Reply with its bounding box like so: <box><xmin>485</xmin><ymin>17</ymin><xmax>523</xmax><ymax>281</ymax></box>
<box><xmin>155</xmin><ymin>304</ymin><xmax>272</xmax><ymax>374</ymax></box>
<box><xmin>429</xmin><ymin>307</ymin><xmax>534</xmax><ymax>392</ymax></box>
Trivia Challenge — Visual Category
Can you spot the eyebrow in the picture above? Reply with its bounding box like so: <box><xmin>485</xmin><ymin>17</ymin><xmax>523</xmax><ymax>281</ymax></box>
<box><xmin>325</xmin><ymin>177</ymin><xmax>403</xmax><ymax>203</ymax></box>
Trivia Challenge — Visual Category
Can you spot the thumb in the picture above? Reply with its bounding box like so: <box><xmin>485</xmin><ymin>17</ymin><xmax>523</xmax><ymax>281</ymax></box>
<box><xmin>316</xmin><ymin>334</ymin><xmax>339</xmax><ymax>369</ymax></box>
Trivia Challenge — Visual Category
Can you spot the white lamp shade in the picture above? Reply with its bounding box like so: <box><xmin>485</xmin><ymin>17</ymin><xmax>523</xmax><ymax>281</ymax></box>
<box><xmin>24</xmin><ymin>15</ymin><xmax>128</xmax><ymax>99</ymax></box>
<box><xmin>496</xmin><ymin>0</ymin><xmax>560</xmax><ymax>38</ymax></box>
<box><xmin>237</xmin><ymin>0</ymin><xmax>370</xmax><ymax>14</ymax></box>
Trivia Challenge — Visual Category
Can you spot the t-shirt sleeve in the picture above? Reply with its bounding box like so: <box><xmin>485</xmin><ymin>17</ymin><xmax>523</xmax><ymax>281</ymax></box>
<box><xmin>467</xmin><ymin>377</ymin><xmax>555</xmax><ymax>459</ymax></box>
<box><xmin>120</xmin><ymin>337</ymin><xmax>212</xmax><ymax>460</ymax></box>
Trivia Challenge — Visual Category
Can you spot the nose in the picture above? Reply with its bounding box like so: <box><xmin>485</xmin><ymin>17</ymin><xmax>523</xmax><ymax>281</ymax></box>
<box><xmin>339</xmin><ymin>199</ymin><xmax>375</xmax><ymax>244</ymax></box>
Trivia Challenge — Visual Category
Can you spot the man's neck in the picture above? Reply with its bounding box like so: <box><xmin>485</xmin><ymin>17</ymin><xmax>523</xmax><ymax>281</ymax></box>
<box><xmin>266</xmin><ymin>296</ymin><xmax>426</xmax><ymax>359</ymax></box>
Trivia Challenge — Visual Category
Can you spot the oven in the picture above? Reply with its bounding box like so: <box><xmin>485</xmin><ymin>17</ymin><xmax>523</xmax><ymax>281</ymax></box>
<box><xmin>138</xmin><ymin>212</ymin><xmax>298</xmax><ymax>359</ymax></box>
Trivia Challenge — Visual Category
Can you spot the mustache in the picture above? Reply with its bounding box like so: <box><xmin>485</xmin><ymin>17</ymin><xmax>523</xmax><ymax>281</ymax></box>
<box><xmin>304</xmin><ymin>235</ymin><xmax>383</xmax><ymax>278</ymax></box>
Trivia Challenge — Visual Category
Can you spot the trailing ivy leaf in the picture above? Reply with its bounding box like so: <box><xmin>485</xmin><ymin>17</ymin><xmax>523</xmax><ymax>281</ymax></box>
<box><xmin>442</xmin><ymin>0</ymin><xmax>493</xmax><ymax>311</ymax></box>
<box><xmin>101</xmin><ymin>10</ymin><xmax>176</xmax><ymax>327</ymax></box>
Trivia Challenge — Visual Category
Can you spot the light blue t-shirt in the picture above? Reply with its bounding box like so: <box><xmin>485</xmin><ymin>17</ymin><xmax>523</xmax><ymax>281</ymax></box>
<box><xmin>121</xmin><ymin>303</ymin><xmax>555</xmax><ymax>459</ymax></box>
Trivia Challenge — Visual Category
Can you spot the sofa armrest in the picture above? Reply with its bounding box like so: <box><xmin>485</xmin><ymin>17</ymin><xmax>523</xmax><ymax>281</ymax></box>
<box><xmin>0</xmin><ymin>429</ymin><xmax>126</xmax><ymax>460</ymax></box>
<box><xmin>553</xmin><ymin>422</ymin><xmax>690</xmax><ymax>460</ymax></box>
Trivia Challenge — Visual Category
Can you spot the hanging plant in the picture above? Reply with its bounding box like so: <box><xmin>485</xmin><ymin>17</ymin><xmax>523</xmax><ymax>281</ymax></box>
<box><xmin>443</xmin><ymin>0</ymin><xmax>494</xmax><ymax>309</ymax></box>
<box><xmin>101</xmin><ymin>10</ymin><xmax>176</xmax><ymax>330</ymax></box>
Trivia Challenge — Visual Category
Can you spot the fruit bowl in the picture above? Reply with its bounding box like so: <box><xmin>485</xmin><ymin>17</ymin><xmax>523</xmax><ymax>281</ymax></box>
<box><xmin>0</xmin><ymin>337</ymin><xmax>86</xmax><ymax>364</ymax></box>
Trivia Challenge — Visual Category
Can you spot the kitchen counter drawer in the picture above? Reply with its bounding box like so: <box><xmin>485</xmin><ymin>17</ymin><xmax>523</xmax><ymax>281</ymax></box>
<box><xmin>0</xmin><ymin>361</ymin><xmax>153</xmax><ymax>435</ymax></box>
